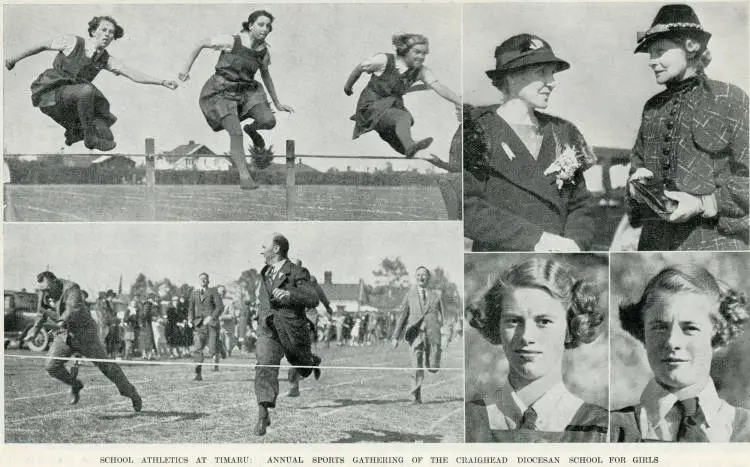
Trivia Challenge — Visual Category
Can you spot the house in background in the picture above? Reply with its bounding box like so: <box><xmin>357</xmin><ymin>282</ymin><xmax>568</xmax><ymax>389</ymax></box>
<box><xmin>157</xmin><ymin>140</ymin><xmax>232</xmax><ymax>171</ymax></box>
<box><xmin>317</xmin><ymin>271</ymin><xmax>371</xmax><ymax>314</ymax></box>
<box><xmin>91</xmin><ymin>155</ymin><xmax>137</xmax><ymax>171</ymax></box>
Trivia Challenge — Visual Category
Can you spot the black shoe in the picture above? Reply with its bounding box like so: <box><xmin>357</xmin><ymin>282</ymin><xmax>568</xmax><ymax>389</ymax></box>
<box><xmin>286</xmin><ymin>385</ymin><xmax>300</xmax><ymax>397</ymax></box>
<box><xmin>312</xmin><ymin>355</ymin><xmax>322</xmax><ymax>381</ymax></box>
<box><xmin>131</xmin><ymin>394</ymin><xmax>142</xmax><ymax>412</ymax></box>
<box><xmin>405</xmin><ymin>137</ymin><xmax>434</xmax><ymax>159</ymax></box>
<box><xmin>69</xmin><ymin>379</ymin><xmax>83</xmax><ymax>405</ymax></box>
<box><xmin>254</xmin><ymin>407</ymin><xmax>271</xmax><ymax>436</ymax></box>
<box><xmin>243</xmin><ymin>125</ymin><xmax>266</xmax><ymax>149</ymax></box>
<box><xmin>194</xmin><ymin>366</ymin><xmax>203</xmax><ymax>381</ymax></box>
<box><xmin>410</xmin><ymin>387</ymin><xmax>422</xmax><ymax>405</ymax></box>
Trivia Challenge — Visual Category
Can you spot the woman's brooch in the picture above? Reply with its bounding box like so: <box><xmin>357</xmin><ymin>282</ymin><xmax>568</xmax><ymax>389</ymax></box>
<box><xmin>544</xmin><ymin>146</ymin><xmax>583</xmax><ymax>190</ymax></box>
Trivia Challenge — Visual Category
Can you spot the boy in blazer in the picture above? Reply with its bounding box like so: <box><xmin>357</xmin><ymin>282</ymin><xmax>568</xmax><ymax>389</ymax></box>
<box><xmin>392</xmin><ymin>266</ymin><xmax>444</xmax><ymax>404</ymax></box>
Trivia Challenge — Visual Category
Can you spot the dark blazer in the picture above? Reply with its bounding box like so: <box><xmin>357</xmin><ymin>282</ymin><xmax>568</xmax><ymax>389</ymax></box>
<box><xmin>391</xmin><ymin>286</ymin><xmax>444</xmax><ymax>348</ymax></box>
<box><xmin>257</xmin><ymin>260</ymin><xmax>319</xmax><ymax>325</ymax></box>
<box><xmin>628</xmin><ymin>76</ymin><xmax>749</xmax><ymax>250</ymax></box>
<box><xmin>464</xmin><ymin>106</ymin><xmax>596</xmax><ymax>251</ymax></box>
<box><xmin>466</xmin><ymin>399</ymin><xmax>608</xmax><ymax>443</ymax></box>
<box><xmin>188</xmin><ymin>287</ymin><xmax>224</xmax><ymax>327</ymax></box>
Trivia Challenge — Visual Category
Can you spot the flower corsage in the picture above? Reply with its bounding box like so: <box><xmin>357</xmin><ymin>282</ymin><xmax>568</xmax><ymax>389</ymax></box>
<box><xmin>543</xmin><ymin>145</ymin><xmax>588</xmax><ymax>190</ymax></box>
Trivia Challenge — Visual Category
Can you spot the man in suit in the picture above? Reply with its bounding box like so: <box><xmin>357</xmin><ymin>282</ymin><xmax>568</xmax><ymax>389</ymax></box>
<box><xmin>392</xmin><ymin>266</ymin><xmax>444</xmax><ymax>404</ymax></box>
<box><xmin>188</xmin><ymin>272</ymin><xmax>224</xmax><ymax>381</ymax></box>
<box><xmin>28</xmin><ymin>271</ymin><xmax>142</xmax><ymax>411</ymax></box>
<box><xmin>254</xmin><ymin>233</ymin><xmax>321</xmax><ymax>436</ymax></box>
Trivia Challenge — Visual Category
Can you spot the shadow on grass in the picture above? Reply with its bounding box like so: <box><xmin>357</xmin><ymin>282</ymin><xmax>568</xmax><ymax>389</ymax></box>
<box><xmin>98</xmin><ymin>410</ymin><xmax>209</xmax><ymax>421</ymax></box>
<box><xmin>299</xmin><ymin>396</ymin><xmax>463</xmax><ymax>410</ymax></box>
<box><xmin>332</xmin><ymin>428</ymin><xmax>442</xmax><ymax>443</ymax></box>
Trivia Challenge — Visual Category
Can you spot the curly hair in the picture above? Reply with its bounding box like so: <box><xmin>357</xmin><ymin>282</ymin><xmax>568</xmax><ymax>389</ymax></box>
<box><xmin>467</xmin><ymin>258</ymin><xmax>603</xmax><ymax>349</ymax></box>
<box><xmin>619</xmin><ymin>264</ymin><xmax>748</xmax><ymax>348</ymax></box>
<box><xmin>88</xmin><ymin>16</ymin><xmax>124</xmax><ymax>40</ymax></box>
<box><xmin>242</xmin><ymin>10</ymin><xmax>274</xmax><ymax>33</ymax></box>
<box><xmin>392</xmin><ymin>33</ymin><xmax>429</xmax><ymax>56</ymax></box>
<box><xmin>669</xmin><ymin>32</ymin><xmax>712</xmax><ymax>70</ymax></box>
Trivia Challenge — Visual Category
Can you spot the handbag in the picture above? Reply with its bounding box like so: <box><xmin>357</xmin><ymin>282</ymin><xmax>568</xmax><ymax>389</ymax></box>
<box><xmin>629</xmin><ymin>178</ymin><xmax>677</xmax><ymax>219</ymax></box>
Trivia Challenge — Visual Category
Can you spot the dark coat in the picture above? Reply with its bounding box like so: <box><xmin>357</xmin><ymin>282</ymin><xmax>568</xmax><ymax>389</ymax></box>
<box><xmin>628</xmin><ymin>76</ymin><xmax>749</xmax><ymax>250</ymax></box>
<box><xmin>464</xmin><ymin>106</ymin><xmax>596</xmax><ymax>251</ymax></box>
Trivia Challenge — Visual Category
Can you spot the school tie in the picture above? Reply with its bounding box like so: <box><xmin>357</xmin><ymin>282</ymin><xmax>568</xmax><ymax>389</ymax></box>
<box><xmin>519</xmin><ymin>406</ymin><xmax>538</xmax><ymax>430</ymax></box>
<box><xmin>676</xmin><ymin>398</ymin><xmax>708</xmax><ymax>442</ymax></box>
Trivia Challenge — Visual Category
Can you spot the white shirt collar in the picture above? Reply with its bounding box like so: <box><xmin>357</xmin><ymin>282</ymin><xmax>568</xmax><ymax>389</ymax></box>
<box><xmin>637</xmin><ymin>377</ymin><xmax>734</xmax><ymax>441</ymax></box>
<box><xmin>269</xmin><ymin>258</ymin><xmax>287</xmax><ymax>274</ymax></box>
<box><xmin>485</xmin><ymin>375</ymin><xmax>584</xmax><ymax>431</ymax></box>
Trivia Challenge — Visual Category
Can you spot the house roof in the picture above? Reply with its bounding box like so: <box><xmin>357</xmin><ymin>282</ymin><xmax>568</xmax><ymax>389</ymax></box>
<box><xmin>264</xmin><ymin>162</ymin><xmax>320</xmax><ymax>173</ymax></box>
<box><xmin>160</xmin><ymin>141</ymin><xmax>217</xmax><ymax>164</ymax></box>
<box><xmin>91</xmin><ymin>155</ymin><xmax>136</xmax><ymax>165</ymax></box>
<box><xmin>319</xmin><ymin>283</ymin><xmax>362</xmax><ymax>302</ymax></box>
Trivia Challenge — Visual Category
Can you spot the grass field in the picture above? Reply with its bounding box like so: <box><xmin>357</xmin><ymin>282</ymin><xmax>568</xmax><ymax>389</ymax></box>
<box><xmin>4</xmin><ymin>341</ymin><xmax>464</xmax><ymax>444</ymax></box>
<box><xmin>5</xmin><ymin>185</ymin><xmax>449</xmax><ymax>222</ymax></box>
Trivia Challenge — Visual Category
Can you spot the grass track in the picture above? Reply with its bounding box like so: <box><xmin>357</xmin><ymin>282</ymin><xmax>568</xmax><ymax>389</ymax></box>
<box><xmin>4</xmin><ymin>341</ymin><xmax>464</xmax><ymax>443</ymax></box>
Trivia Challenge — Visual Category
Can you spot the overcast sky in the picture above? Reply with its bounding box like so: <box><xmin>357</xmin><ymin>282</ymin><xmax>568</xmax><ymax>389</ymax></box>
<box><xmin>464</xmin><ymin>1</ymin><xmax>748</xmax><ymax>149</ymax></box>
<box><xmin>3</xmin><ymin>222</ymin><xmax>463</xmax><ymax>295</ymax></box>
<box><xmin>3</xmin><ymin>3</ymin><xmax>461</xmax><ymax>173</ymax></box>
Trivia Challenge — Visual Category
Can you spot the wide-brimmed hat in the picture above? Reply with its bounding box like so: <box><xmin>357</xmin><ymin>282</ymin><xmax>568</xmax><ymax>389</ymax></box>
<box><xmin>485</xmin><ymin>34</ymin><xmax>570</xmax><ymax>80</ymax></box>
<box><xmin>634</xmin><ymin>4</ymin><xmax>711</xmax><ymax>54</ymax></box>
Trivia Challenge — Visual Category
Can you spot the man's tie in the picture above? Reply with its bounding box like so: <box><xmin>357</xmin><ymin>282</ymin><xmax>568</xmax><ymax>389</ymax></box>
<box><xmin>421</xmin><ymin>289</ymin><xmax>427</xmax><ymax>306</ymax></box>
<box><xmin>676</xmin><ymin>398</ymin><xmax>708</xmax><ymax>442</ymax></box>
<box><xmin>519</xmin><ymin>406</ymin><xmax>538</xmax><ymax>430</ymax></box>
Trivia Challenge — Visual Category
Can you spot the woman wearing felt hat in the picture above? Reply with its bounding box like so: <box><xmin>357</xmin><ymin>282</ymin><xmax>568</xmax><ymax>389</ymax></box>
<box><xmin>624</xmin><ymin>4</ymin><xmax>749</xmax><ymax>251</ymax></box>
<box><xmin>463</xmin><ymin>34</ymin><xmax>597</xmax><ymax>252</ymax></box>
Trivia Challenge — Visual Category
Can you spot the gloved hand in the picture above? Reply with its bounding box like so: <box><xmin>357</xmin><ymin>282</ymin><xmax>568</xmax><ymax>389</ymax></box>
<box><xmin>664</xmin><ymin>191</ymin><xmax>705</xmax><ymax>223</ymax></box>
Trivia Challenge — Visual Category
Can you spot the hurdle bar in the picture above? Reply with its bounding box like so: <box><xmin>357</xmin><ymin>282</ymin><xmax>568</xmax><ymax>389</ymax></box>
<box><xmin>6</xmin><ymin>138</ymin><xmax>437</xmax><ymax>221</ymax></box>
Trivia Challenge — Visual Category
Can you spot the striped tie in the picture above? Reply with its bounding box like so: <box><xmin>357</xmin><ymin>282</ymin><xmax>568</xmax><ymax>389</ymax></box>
<box><xmin>519</xmin><ymin>406</ymin><xmax>538</xmax><ymax>430</ymax></box>
<box><xmin>676</xmin><ymin>398</ymin><xmax>708</xmax><ymax>442</ymax></box>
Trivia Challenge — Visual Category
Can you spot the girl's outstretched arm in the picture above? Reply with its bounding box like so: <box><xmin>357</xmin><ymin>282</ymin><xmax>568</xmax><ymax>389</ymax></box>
<box><xmin>259</xmin><ymin>66</ymin><xmax>293</xmax><ymax>113</ymax></box>
<box><xmin>5</xmin><ymin>35</ymin><xmax>74</xmax><ymax>70</ymax></box>
<box><xmin>344</xmin><ymin>54</ymin><xmax>387</xmax><ymax>96</ymax></box>
<box><xmin>178</xmin><ymin>35</ymin><xmax>233</xmax><ymax>81</ymax></box>
<box><xmin>420</xmin><ymin>66</ymin><xmax>462</xmax><ymax>120</ymax></box>
<box><xmin>108</xmin><ymin>58</ymin><xmax>178</xmax><ymax>89</ymax></box>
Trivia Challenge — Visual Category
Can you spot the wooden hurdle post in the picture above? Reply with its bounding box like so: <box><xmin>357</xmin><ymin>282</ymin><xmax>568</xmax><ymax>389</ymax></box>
<box><xmin>145</xmin><ymin>137</ymin><xmax>157</xmax><ymax>220</ymax></box>
<box><xmin>286</xmin><ymin>139</ymin><xmax>297</xmax><ymax>221</ymax></box>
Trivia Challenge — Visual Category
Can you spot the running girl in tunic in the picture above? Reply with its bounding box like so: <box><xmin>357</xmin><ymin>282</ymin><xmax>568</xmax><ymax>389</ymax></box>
<box><xmin>178</xmin><ymin>10</ymin><xmax>293</xmax><ymax>190</ymax></box>
<box><xmin>5</xmin><ymin>16</ymin><xmax>178</xmax><ymax>152</ymax></box>
<box><xmin>345</xmin><ymin>33</ymin><xmax>461</xmax><ymax>158</ymax></box>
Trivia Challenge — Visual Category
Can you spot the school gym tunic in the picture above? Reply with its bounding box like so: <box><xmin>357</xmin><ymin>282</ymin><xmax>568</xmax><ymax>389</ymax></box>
<box><xmin>610</xmin><ymin>378</ymin><xmax>750</xmax><ymax>442</ymax></box>
<box><xmin>30</xmin><ymin>36</ymin><xmax>116</xmax><ymax>146</ymax></box>
<box><xmin>351</xmin><ymin>53</ymin><xmax>423</xmax><ymax>139</ymax></box>
<box><xmin>199</xmin><ymin>35</ymin><xmax>271</xmax><ymax>131</ymax></box>
<box><xmin>466</xmin><ymin>380</ymin><xmax>608</xmax><ymax>442</ymax></box>
<box><xmin>627</xmin><ymin>74</ymin><xmax>749</xmax><ymax>250</ymax></box>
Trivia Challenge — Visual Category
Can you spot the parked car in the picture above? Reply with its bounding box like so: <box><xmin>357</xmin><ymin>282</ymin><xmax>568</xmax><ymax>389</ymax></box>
<box><xmin>4</xmin><ymin>289</ymin><xmax>56</xmax><ymax>351</ymax></box>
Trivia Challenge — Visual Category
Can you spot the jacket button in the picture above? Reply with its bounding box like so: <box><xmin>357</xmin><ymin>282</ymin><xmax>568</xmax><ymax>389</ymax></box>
<box><xmin>664</xmin><ymin>134</ymin><xmax>672</xmax><ymax>142</ymax></box>
<box><xmin>662</xmin><ymin>146</ymin><xmax>671</xmax><ymax>155</ymax></box>
<box><xmin>666</xmin><ymin>120</ymin><xmax>674</xmax><ymax>129</ymax></box>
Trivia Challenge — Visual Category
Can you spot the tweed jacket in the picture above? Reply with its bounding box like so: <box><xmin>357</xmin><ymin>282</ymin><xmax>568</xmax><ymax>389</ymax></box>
<box><xmin>391</xmin><ymin>286</ymin><xmax>444</xmax><ymax>348</ymax></box>
<box><xmin>464</xmin><ymin>106</ymin><xmax>597</xmax><ymax>251</ymax></box>
<box><xmin>188</xmin><ymin>287</ymin><xmax>224</xmax><ymax>327</ymax></box>
<box><xmin>627</xmin><ymin>75</ymin><xmax>749</xmax><ymax>250</ymax></box>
